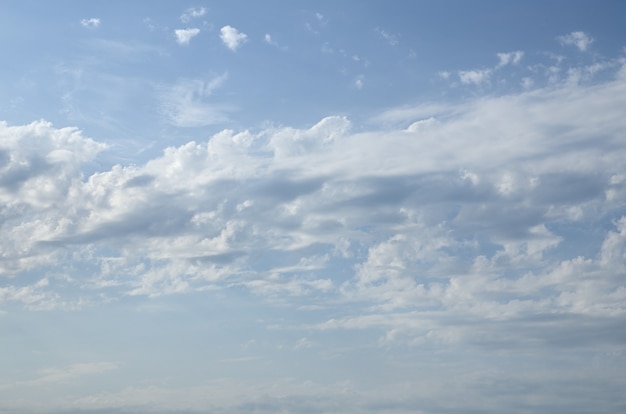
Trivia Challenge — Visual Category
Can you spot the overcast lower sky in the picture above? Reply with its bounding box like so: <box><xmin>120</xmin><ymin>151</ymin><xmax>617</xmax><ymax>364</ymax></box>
<box><xmin>1</xmin><ymin>1</ymin><xmax>626</xmax><ymax>413</ymax></box>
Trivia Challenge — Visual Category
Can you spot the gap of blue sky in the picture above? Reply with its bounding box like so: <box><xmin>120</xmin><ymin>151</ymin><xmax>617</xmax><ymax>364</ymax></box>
<box><xmin>1</xmin><ymin>2</ymin><xmax>626</xmax><ymax>413</ymax></box>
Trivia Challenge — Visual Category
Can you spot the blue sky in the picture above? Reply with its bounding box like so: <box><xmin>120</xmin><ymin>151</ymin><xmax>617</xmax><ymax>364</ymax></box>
<box><xmin>1</xmin><ymin>1</ymin><xmax>626</xmax><ymax>413</ymax></box>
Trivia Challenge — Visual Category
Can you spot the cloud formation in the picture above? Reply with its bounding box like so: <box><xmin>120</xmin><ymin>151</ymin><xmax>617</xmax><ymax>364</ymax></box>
<box><xmin>458</xmin><ymin>68</ymin><xmax>491</xmax><ymax>84</ymax></box>
<box><xmin>180</xmin><ymin>7</ymin><xmax>207</xmax><ymax>23</ymax></box>
<box><xmin>220</xmin><ymin>25</ymin><xmax>247</xmax><ymax>51</ymax></box>
<box><xmin>558</xmin><ymin>31</ymin><xmax>594</xmax><ymax>51</ymax></box>
<box><xmin>80</xmin><ymin>18</ymin><xmax>100</xmax><ymax>29</ymax></box>
<box><xmin>497</xmin><ymin>50</ymin><xmax>524</xmax><ymax>67</ymax></box>
<box><xmin>175</xmin><ymin>28</ymin><xmax>200</xmax><ymax>45</ymax></box>
<box><xmin>3</xmin><ymin>63</ymin><xmax>626</xmax><ymax>328</ymax></box>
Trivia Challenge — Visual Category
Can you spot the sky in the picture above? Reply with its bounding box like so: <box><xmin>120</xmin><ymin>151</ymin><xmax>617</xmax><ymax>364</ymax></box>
<box><xmin>1</xmin><ymin>1</ymin><xmax>626</xmax><ymax>413</ymax></box>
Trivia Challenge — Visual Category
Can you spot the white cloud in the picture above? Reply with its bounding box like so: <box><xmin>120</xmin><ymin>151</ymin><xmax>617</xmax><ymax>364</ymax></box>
<box><xmin>220</xmin><ymin>25</ymin><xmax>247</xmax><ymax>51</ymax></box>
<box><xmin>354</xmin><ymin>75</ymin><xmax>364</xmax><ymax>89</ymax></box>
<box><xmin>80</xmin><ymin>18</ymin><xmax>100</xmax><ymax>29</ymax></box>
<box><xmin>558</xmin><ymin>31</ymin><xmax>594</xmax><ymax>51</ymax></box>
<box><xmin>497</xmin><ymin>50</ymin><xmax>524</xmax><ymax>67</ymax></box>
<box><xmin>180</xmin><ymin>6</ymin><xmax>207</xmax><ymax>23</ymax></box>
<box><xmin>264</xmin><ymin>33</ymin><xmax>287</xmax><ymax>50</ymax></box>
<box><xmin>458</xmin><ymin>68</ymin><xmax>492</xmax><ymax>85</ymax></box>
<box><xmin>174</xmin><ymin>28</ymin><xmax>200</xmax><ymax>45</ymax></box>
<box><xmin>2</xmin><ymin>62</ymin><xmax>626</xmax><ymax>365</ymax></box>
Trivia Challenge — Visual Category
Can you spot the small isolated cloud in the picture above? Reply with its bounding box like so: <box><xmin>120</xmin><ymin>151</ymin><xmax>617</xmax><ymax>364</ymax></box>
<box><xmin>175</xmin><ymin>28</ymin><xmax>200</xmax><ymax>45</ymax></box>
<box><xmin>458</xmin><ymin>69</ymin><xmax>491</xmax><ymax>85</ymax></box>
<box><xmin>558</xmin><ymin>31</ymin><xmax>594</xmax><ymax>51</ymax></box>
<box><xmin>354</xmin><ymin>75</ymin><xmax>364</xmax><ymax>89</ymax></box>
<box><xmin>497</xmin><ymin>50</ymin><xmax>524</xmax><ymax>67</ymax></box>
<box><xmin>80</xmin><ymin>18</ymin><xmax>100</xmax><ymax>29</ymax></box>
<box><xmin>376</xmin><ymin>28</ymin><xmax>399</xmax><ymax>46</ymax></box>
<box><xmin>264</xmin><ymin>33</ymin><xmax>286</xmax><ymax>50</ymax></box>
<box><xmin>220</xmin><ymin>25</ymin><xmax>247</xmax><ymax>51</ymax></box>
<box><xmin>180</xmin><ymin>7</ymin><xmax>207</xmax><ymax>23</ymax></box>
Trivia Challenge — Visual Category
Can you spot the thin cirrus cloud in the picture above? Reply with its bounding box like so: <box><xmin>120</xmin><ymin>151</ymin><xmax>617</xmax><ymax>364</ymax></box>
<box><xmin>220</xmin><ymin>25</ymin><xmax>247</xmax><ymax>51</ymax></box>
<box><xmin>180</xmin><ymin>6</ymin><xmax>206</xmax><ymax>23</ymax></box>
<box><xmin>159</xmin><ymin>73</ymin><xmax>231</xmax><ymax>127</ymax></box>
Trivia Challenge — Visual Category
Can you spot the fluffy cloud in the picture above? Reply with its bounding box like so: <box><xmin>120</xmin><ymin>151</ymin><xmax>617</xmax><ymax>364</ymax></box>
<box><xmin>558</xmin><ymin>31</ymin><xmax>594</xmax><ymax>51</ymax></box>
<box><xmin>458</xmin><ymin>68</ymin><xmax>491</xmax><ymax>84</ymax></box>
<box><xmin>220</xmin><ymin>25</ymin><xmax>247</xmax><ymax>51</ymax></box>
<box><xmin>174</xmin><ymin>28</ymin><xmax>200</xmax><ymax>45</ymax></box>
<box><xmin>80</xmin><ymin>18</ymin><xmax>100</xmax><ymax>29</ymax></box>
<box><xmin>2</xmin><ymin>63</ymin><xmax>626</xmax><ymax>360</ymax></box>
<box><xmin>497</xmin><ymin>50</ymin><xmax>524</xmax><ymax>67</ymax></box>
<box><xmin>2</xmin><ymin>58</ymin><xmax>626</xmax><ymax>414</ymax></box>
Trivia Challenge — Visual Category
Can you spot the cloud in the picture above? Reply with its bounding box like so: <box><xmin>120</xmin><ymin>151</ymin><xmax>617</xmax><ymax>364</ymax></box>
<box><xmin>354</xmin><ymin>75</ymin><xmax>364</xmax><ymax>89</ymax></box>
<box><xmin>180</xmin><ymin>6</ymin><xmax>207</xmax><ymax>23</ymax></box>
<box><xmin>159</xmin><ymin>73</ymin><xmax>231</xmax><ymax>127</ymax></box>
<box><xmin>80</xmin><ymin>18</ymin><xmax>100</xmax><ymax>29</ymax></box>
<box><xmin>458</xmin><ymin>68</ymin><xmax>492</xmax><ymax>84</ymax></box>
<box><xmin>2</xmin><ymin>61</ymin><xmax>626</xmax><ymax>361</ymax></box>
<box><xmin>220</xmin><ymin>25</ymin><xmax>247</xmax><ymax>51</ymax></box>
<box><xmin>2</xmin><ymin>59</ymin><xmax>626</xmax><ymax>414</ymax></box>
<box><xmin>175</xmin><ymin>28</ymin><xmax>200</xmax><ymax>45</ymax></box>
<box><xmin>497</xmin><ymin>50</ymin><xmax>524</xmax><ymax>67</ymax></box>
<box><xmin>375</xmin><ymin>28</ymin><xmax>399</xmax><ymax>46</ymax></box>
<box><xmin>558</xmin><ymin>31</ymin><xmax>594</xmax><ymax>51</ymax></box>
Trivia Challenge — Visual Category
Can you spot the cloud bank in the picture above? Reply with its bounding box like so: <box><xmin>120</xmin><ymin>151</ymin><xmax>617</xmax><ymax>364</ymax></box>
<box><xmin>2</xmin><ymin>52</ymin><xmax>626</xmax><ymax>414</ymax></box>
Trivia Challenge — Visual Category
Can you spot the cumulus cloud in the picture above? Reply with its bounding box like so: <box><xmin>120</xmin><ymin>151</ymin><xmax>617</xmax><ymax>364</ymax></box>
<box><xmin>458</xmin><ymin>68</ymin><xmax>491</xmax><ymax>84</ymax></box>
<box><xmin>3</xmin><ymin>63</ymin><xmax>626</xmax><ymax>319</ymax></box>
<box><xmin>2</xmin><ymin>59</ymin><xmax>626</xmax><ymax>414</ymax></box>
<box><xmin>80</xmin><ymin>18</ymin><xmax>100</xmax><ymax>28</ymax></box>
<box><xmin>559</xmin><ymin>31</ymin><xmax>594</xmax><ymax>51</ymax></box>
<box><xmin>220</xmin><ymin>25</ymin><xmax>247</xmax><ymax>51</ymax></box>
<box><xmin>497</xmin><ymin>50</ymin><xmax>524</xmax><ymax>67</ymax></box>
<box><xmin>180</xmin><ymin>6</ymin><xmax>206</xmax><ymax>23</ymax></box>
<box><xmin>174</xmin><ymin>28</ymin><xmax>200</xmax><ymax>45</ymax></box>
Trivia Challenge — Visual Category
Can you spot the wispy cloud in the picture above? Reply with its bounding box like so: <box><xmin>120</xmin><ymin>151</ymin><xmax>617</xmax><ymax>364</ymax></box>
<box><xmin>174</xmin><ymin>28</ymin><xmax>200</xmax><ymax>45</ymax></box>
<box><xmin>159</xmin><ymin>73</ymin><xmax>231</xmax><ymax>127</ymax></box>
<box><xmin>497</xmin><ymin>50</ymin><xmax>524</xmax><ymax>67</ymax></box>
<box><xmin>375</xmin><ymin>28</ymin><xmax>399</xmax><ymax>46</ymax></box>
<box><xmin>220</xmin><ymin>25</ymin><xmax>247</xmax><ymax>51</ymax></box>
<box><xmin>180</xmin><ymin>6</ymin><xmax>207</xmax><ymax>23</ymax></box>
